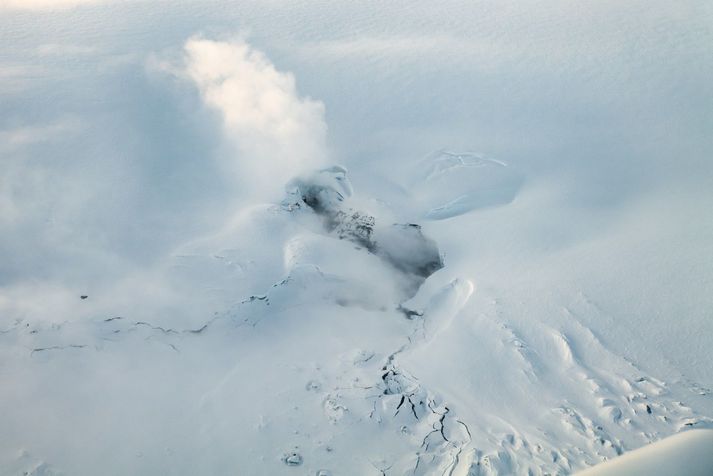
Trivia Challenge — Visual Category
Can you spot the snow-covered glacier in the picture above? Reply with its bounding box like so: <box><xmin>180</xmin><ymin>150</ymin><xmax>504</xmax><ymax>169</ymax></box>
<box><xmin>1</xmin><ymin>1</ymin><xmax>712</xmax><ymax>475</ymax></box>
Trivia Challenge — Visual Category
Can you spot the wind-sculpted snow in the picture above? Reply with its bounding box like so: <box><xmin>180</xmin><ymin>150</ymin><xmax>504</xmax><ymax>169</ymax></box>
<box><xmin>2</xmin><ymin>164</ymin><xmax>712</xmax><ymax>476</ymax></box>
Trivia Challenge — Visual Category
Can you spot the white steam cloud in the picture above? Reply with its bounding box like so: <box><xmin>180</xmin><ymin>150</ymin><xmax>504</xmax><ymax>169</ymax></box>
<box><xmin>181</xmin><ymin>37</ymin><xmax>328</xmax><ymax>200</ymax></box>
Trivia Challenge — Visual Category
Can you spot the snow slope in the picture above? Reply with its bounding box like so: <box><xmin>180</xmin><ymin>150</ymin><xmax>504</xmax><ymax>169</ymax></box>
<box><xmin>1</xmin><ymin>1</ymin><xmax>713</xmax><ymax>475</ymax></box>
<box><xmin>577</xmin><ymin>429</ymin><xmax>713</xmax><ymax>476</ymax></box>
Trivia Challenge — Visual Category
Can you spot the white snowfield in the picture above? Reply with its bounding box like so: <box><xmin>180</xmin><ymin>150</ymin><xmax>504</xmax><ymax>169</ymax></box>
<box><xmin>1</xmin><ymin>1</ymin><xmax>712</xmax><ymax>475</ymax></box>
<box><xmin>576</xmin><ymin>429</ymin><xmax>713</xmax><ymax>476</ymax></box>
<box><xmin>2</xmin><ymin>164</ymin><xmax>712</xmax><ymax>475</ymax></box>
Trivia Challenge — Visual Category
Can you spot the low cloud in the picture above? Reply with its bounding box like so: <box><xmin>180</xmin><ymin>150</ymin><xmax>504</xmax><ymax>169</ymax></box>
<box><xmin>0</xmin><ymin>36</ymin><xmax>331</xmax><ymax>329</ymax></box>
<box><xmin>0</xmin><ymin>117</ymin><xmax>82</xmax><ymax>149</ymax></box>
<box><xmin>36</xmin><ymin>43</ymin><xmax>98</xmax><ymax>56</ymax></box>
<box><xmin>0</xmin><ymin>0</ymin><xmax>108</xmax><ymax>10</ymax></box>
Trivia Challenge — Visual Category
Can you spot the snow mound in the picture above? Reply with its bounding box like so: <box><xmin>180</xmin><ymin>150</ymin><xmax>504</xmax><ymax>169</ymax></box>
<box><xmin>409</xmin><ymin>150</ymin><xmax>524</xmax><ymax>220</ymax></box>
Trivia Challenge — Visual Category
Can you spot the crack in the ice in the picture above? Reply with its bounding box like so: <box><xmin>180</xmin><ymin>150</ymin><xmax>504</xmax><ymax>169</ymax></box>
<box><xmin>134</xmin><ymin>322</ymin><xmax>179</xmax><ymax>334</ymax></box>
<box><xmin>395</xmin><ymin>395</ymin><xmax>406</xmax><ymax>416</ymax></box>
<box><xmin>31</xmin><ymin>344</ymin><xmax>87</xmax><ymax>355</ymax></box>
<box><xmin>439</xmin><ymin>407</ymin><xmax>450</xmax><ymax>442</ymax></box>
<box><xmin>370</xmin><ymin>460</ymin><xmax>392</xmax><ymax>476</ymax></box>
<box><xmin>412</xmin><ymin>453</ymin><xmax>421</xmax><ymax>474</ymax></box>
<box><xmin>369</xmin><ymin>400</ymin><xmax>377</xmax><ymax>419</ymax></box>
<box><xmin>398</xmin><ymin>304</ymin><xmax>423</xmax><ymax>320</ymax></box>
<box><xmin>409</xmin><ymin>395</ymin><xmax>420</xmax><ymax>420</ymax></box>
<box><xmin>456</xmin><ymin>419</ymin><xmax>472</xmax><ymax>441</ymax></box>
